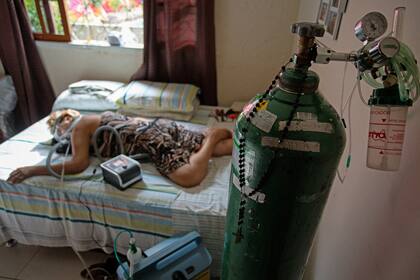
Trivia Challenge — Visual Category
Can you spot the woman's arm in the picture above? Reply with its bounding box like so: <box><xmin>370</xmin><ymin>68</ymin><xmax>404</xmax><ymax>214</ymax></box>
<box><xmin>7</xmin><ymin>121</ymin><xmax>92</xmax><ymax>184</ymax></box>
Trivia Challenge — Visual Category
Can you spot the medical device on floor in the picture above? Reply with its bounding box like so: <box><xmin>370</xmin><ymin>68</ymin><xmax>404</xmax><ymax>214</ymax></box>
<box><xmin>222</xmin><ymin>8</ymin><xmax>419</xmax><ymax>280</ymax></box>
<box><xmin>117</xmin><ymin>231</ymin><xmax>212</xmax><ymax>280</ymax></box>
<box><xmin>100</xmin><ymin>154</ymin><xmax>142</xmax><ymax>190</ymax></box>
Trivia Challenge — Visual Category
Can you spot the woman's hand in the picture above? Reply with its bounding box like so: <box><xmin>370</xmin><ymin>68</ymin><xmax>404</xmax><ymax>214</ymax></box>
<box><xmin>7</xmin><ymin>167</ymin><xmax>34</xmax><ymax>184</ymax></box>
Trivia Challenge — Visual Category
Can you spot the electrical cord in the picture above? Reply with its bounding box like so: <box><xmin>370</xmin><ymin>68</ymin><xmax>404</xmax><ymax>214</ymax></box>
<box><xmin>79</xmin><ymin>168</ymin><xmax>130</xmax><ymax>279</ymax></box>
<box><xmin>78</xmin><ymin>168</ymin><xmax>104</xmax><ymax>249</ymax></box>
<box><xmin>88</xmin><ymin>267</ymin><xmax>113</xmax><ymax>279</ymax></box>
<box><xmin>51</xmin><ymin>120</ymin><xmax>96</xmax><ymax>280</ymax></box>
<box><xmin>56</xmin><ymin>176</ymin><xmax>95</xmax><ymax>280</ymax></box>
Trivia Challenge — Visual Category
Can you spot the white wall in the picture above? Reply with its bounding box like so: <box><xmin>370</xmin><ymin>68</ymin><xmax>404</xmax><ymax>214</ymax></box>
<box><xmin>36</xmin><ymin>42</ymin><xmax>142</xmax><ymax>95</ymax></box>
<box><xmin>37</xmin><ymin>0</ymin><xmax>300</xmax><ymax>107</ymax></box>
<box><xmin>215</xmin><ymin>0</ymin><xmax>299</xmax><ymax>106</ymax></box>
<box><xmin>297</xmin><ymin>1</ymin><xmax>420</xmax><ymax>280</ymax></box>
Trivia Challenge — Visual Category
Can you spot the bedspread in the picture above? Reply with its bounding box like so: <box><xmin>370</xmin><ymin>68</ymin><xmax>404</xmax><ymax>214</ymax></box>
<box><xmin>0</xmin><ymin>109</ymin><xmax>231</xmax><ymax>276</ymax></box>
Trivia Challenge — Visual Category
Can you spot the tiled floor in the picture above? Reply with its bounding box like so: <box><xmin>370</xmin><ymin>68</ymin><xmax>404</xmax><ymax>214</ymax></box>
<box><xmin>0</xmin><ymin>242</ymin><xmax>108</xmax><ymax>280</ymax></box>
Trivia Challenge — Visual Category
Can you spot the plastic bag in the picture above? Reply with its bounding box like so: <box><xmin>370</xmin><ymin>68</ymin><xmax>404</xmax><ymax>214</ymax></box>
<box><xmin>0</xmin><ymin>75</ymin><xmax>17</xmax><ymax>113</ymax></box>
<box><xmin>0</xmin><ymin>75</ymin><xmax>17</xmax><ymax>138</ymax></box>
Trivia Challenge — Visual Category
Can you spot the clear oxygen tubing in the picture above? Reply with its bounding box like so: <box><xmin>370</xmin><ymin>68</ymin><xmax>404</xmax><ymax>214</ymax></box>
<box><xmin>114</xmin><ymin>230</ymin><xmax>134</xmax><ymax>280</ymax></box>
<box><xmin>313</xmin><ymin>40</ymin><xmax>357</xmax><ymax>183</ymax></box>
<box><xmin>61</xmin><ymin>143</ymin><xmax>71</xmax><ymax>184</ymax></box>
<box><xmin>358</xmin><ymin>70</ymin><xmax>370</xmax><ymax>106</ymax></box>
<box><xmin>46</xmin><ymin>141</ymin><xmax>102</xmax><ymax>181</ymax></box>
<box><xmin>46</xmin><ymin>116</ymin><xmax>98</xmax><ymax>279</ymax></box>
<box><xmin>337</xmin><ymin>62</ymin><xmax>357</xmax><ymax>184</ymax></box>
<box><xmin>55</xmin><ymin>171</ymin><xmax>96</xmax><ymax>280</ymax></box>
<box><xmin>45</xmin><ymin>115</ymin><xmax>97</xmax><ymax>181</ymax></box>
<box><xmin>315</xmin><ymin>37</ymin><xmax>419</xmax><ymax>103</ymax></box>
<box><xmin>46</xmin><ymin>124</ymin><xmax>124</xmax><ymax>180</ymax></box>
<box><xmin>91</xmin><ymin>123</ymin><xmax>151</xmax><ymax>162</ymax></box>
<box><xmin>47</xmin><ymin>119</ymin><xmax>152</xmax><ymax>181</ymax></box>
<box><xmin>91</xmin><ymin>125</ymin><xmax>125</xmax><ymax>162</ymax></box>
<box><xmin>49</xmin><ymin>126</ymin><xmax>126</xmax><ymax>279</ymax></box>
<box><xmin>391</xmin><ymin>42</ymin><xmax>419</xmax><ymax>102</ymax></box>
<box><xmin>360</xmin><ymin>41</ymin><xmax>419</xmax><ymax>102</ymax></box>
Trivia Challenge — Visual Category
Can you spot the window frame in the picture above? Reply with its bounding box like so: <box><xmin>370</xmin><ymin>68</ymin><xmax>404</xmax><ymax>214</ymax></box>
<box><xmin>25</xmin><ymin>0</ymin><xmax>71</xmax><ymax>42</ymax></box>
<box><xmin>25</xmin><ymin>0</ymin><xmax>144</xmax><ymax>49</ymax></box>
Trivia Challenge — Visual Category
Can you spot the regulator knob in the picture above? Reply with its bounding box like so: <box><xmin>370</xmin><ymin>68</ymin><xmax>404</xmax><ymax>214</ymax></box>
<box><xmin>291</xmin><ymin>22</ymin><xmax>325</xmax><ymax>38</ymax></box>
<box><xmin>367</xmin><ymin>36</ymin><xmax>400</xmax><ymax>66</ymax></box>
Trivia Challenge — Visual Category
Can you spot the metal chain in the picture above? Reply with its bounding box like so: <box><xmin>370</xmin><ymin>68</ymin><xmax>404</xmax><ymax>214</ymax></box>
<box><xmin>248</xmin><ymin>92</ymin><xmax>302</xmax><ymax>197</ymax></box>
<box><xmin>234</xmin><ymin>60</ymin><xmax>303</xmax><ymax>243</ymax></box>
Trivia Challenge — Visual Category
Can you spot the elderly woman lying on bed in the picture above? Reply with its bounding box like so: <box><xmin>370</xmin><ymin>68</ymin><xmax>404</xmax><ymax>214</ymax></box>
<box><xmin>7</xmin><ymin>109</ymin><xmax>233</xmax><ymax>187</ymax></box>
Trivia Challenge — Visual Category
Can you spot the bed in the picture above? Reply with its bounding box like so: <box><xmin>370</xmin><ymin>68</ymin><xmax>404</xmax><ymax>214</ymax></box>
<box><xmin>0</xmin><ymin>106</ymin><xmax>232</xmax><ymax>276</ymax></box>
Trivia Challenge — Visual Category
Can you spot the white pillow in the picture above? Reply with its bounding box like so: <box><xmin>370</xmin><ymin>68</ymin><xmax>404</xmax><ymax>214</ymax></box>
<box><xmin>108</xmin><ymin>80</ymin><xmax>200</xmax><ymax>113</ymax></box>
<box><xmin>52</xmin><ymin>80</ymin><xmax>124</xmax><ymax>112</ymax></box>
<box><xmin>117</xmin><ymin>98</ymin><xmax>200</xmax><ymax>121</ymax></box>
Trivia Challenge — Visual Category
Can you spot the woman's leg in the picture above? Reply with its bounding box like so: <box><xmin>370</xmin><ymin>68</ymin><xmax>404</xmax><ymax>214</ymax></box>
<box><xmin>212</xmin><ymin>138</ymin><xmax>233</xmax><ymax>157</ymax></box>
<box><xmin>167</xmin><ymin>129</ymin><xmax>231</xmax><ymax>188</ymax></box>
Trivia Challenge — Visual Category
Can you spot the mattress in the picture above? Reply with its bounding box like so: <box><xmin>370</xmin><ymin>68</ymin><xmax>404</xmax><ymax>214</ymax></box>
<box><xmin>0</xmin><ymin>107</ymin><xmax>231</xmax><ymax>276</ymax></box>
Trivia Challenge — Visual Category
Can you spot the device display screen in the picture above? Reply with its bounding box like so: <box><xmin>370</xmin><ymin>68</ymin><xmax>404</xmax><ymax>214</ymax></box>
<box><xmin>103</xmin><ymin>156</ymin><xmax>129</xmax><ymax>170</ymax></box>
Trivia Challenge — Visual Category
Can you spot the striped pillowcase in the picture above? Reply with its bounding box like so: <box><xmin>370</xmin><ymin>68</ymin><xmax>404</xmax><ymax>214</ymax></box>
<box><xmin>110</xmin><ymin>81</ymin><xmax>200</xmax><ymax>113</ymax></box>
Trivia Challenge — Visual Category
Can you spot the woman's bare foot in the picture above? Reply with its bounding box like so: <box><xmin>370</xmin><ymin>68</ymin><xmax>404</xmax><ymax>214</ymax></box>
<box><xmin>205</xmin><ymin>128</ymin><xmax>232</xmax><ymax>142</ymax></box>
<box><xmin>195</xmin><ymin>128</ymin><xmax>233</xmax><ymax>154</ymax></box>
<box><xmin>201</xmin><ymin>128</ymin><xmax>233</xmax><ymax>157</ymax></box>
<box><xmin>212</xmin><ymin>138</ymin><xmax>233</xmax><ymax>157</ymax></box>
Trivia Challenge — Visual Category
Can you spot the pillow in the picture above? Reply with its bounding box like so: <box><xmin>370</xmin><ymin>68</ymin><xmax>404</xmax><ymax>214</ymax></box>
<box><xmin>52</xmin><ymin>80</ymin><xmax>124</xmax><ymax>112</ymax></box>
<box><xmin>117</xmin><ymin>98</ymin><xmax>200</xmax><ymax>121</ymax></box>
<box><xmin>109</xmin><ymin>80</ymin><xmax>200</xmax><ymax>113</ymax></box>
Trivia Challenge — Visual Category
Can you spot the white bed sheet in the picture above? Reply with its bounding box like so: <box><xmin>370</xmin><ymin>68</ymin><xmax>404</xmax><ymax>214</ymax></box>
<box><xmin>0</xmin><ymin>108</ymin><xmax>231</xmax><ymax>275</ymax></box>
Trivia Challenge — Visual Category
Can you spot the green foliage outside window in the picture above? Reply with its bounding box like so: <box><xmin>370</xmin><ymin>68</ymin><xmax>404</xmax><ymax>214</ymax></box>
<box><xmin>24</xmin><ymin>0</ymin><xmax>42</xmax><ymax>33</ymax></box>
<box><xmin>24</xmin><ymin>0</ymin><xmax>64</xmax><ymax>35</ymax></box>
<box><xmin>50</xmin><ymin>1</ymin><xmax>64</xmax><ymax>35</ymax></box>
<box><xmin>23</xmin><ymin>0</ymin><xmax>143</xmax><ymax>46</ymax></box>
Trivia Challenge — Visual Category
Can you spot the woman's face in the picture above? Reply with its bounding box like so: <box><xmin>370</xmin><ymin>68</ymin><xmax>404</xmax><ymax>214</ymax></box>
<box><xmin>57</xmin><ymin>115</ymin><xmax>73</xmax><ymax>136</ymax></box>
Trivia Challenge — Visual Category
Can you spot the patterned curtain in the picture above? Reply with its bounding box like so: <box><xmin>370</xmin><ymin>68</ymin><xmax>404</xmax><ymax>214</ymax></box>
<box><xmin>131</xmin><ymin>0</ymin><xmax>218</xmax><ymax>106</ymax></box>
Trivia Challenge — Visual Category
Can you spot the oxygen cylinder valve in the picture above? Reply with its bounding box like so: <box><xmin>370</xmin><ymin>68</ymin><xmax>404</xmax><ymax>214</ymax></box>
<box><xmin>291</xmin><ymin>22</ymin><xmax>325</xmax><ymax>70</ymax></box>
<box><xmin>127</xmin><ymin>237</ymin><xmax>142</xmax><ymax>278</ymax></box>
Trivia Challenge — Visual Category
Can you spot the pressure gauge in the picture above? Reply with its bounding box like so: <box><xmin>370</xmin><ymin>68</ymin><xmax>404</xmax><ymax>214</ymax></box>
<box><xmin>354</xmin><ymin>12</ymin><xmax>388</xmax><ymax>42</ymax></box>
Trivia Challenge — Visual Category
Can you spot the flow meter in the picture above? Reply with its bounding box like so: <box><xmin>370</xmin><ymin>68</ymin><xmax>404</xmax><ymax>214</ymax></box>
<box><xmin>354</xmin><ymin>12</ymin><xmax>388</xmax><ymax>43</ymax></box>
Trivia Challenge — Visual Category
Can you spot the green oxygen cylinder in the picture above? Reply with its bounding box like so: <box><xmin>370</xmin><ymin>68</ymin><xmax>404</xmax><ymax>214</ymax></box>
<box><xmin>221</xmin><ymin>23</ymin><xmax>346</xmax><ymax>280</ymax></box>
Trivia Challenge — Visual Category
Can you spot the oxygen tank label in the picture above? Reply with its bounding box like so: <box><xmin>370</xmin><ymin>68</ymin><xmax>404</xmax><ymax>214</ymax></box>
<box><xmin>261</xmin><ymin>137</ymin><xmax>321</xmax><ymax>153</ymax></box>
<box><xmin>278</xmin><ymin>120</ymin><xmax>333</xmax><ymax>134</ymax></box>
<box><xmin>294</xmin><ymin>112</ymin><xmax>317</xmax><ymax>120</ymax></box>
<box><xmin>250</xmin><ymin>110</ymin><xmax>277</xmax><ymax>133</ymax></box>
<box><xmin>367</xmin><ymin>106</ymin><xmax>407</xmax><ymax>170</ymax></box>
<box><xmin>368</xmin><ymin>106</ymin><xmax>406</xmax><ymax>153</ymax></box>
<box><xmin>232</xmin><ymin>173</ymin><xmax>265</xmax><ymax>203</ymax></box>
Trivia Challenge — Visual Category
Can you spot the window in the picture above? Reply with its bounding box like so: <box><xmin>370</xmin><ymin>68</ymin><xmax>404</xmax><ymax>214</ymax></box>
<box><xmin>24</xmin><ymin>0</ymin><xmax>144</xmax><ymax>48</ymax></box>
<box><xmin>24</xmin><ymin>0</ymin><xmax>71</xmax><ymax>42</ymax></box>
